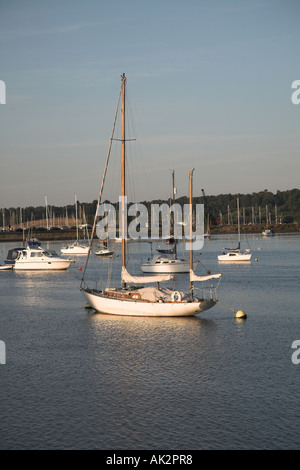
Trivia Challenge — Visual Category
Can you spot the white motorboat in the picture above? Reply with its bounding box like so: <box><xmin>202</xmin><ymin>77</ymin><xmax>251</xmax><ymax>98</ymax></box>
<box><xmin>262</xmin><ymin>229</ymin><xmax>274</xmax><ymax>237</ymax></box>
<box><xmin>80</xmin><ymin>74</ymin><xmax>222</xmax><ymax>317</ymax></box>
<box><xmin>218</xmin><ymin>198</ymin><xmax>252</xmax><ymax>262</ymax></box>
<box><xmin>0</xmin><ymin>264</ymin><xmax>13</xmax><ymax>271</ymax></box>
<box><xmin>14</xmin><ymin>246</ymin><xmax>72</xmax><ymax>270</ymax></box>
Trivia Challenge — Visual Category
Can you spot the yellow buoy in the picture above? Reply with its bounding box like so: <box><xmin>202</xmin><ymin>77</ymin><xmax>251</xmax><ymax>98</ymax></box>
<box><xmin>236</xmin><ymin>310</ymin><xmax>247</xmax><ymax>319</ymax></box>
<box><xmin>84</xmin><ymin>302</ymin><xmax>92</xmax><ymax>309</ymax></box>
<box><xmin>255</xmin><ymin>258</ymin><xmax>258</xmax><ymax>261</ymax></box>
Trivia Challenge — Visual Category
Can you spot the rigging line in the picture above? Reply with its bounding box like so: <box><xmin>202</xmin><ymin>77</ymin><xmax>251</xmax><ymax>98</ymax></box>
<box><xmin>80</xmin><ymin>84</ymin><xmax>122</xmax><ymax>286</ymax></box>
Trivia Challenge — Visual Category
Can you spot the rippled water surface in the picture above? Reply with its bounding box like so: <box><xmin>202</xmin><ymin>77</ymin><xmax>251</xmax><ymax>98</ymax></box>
<box><xmin>0</xmin><ymin>234</ymin><xmax>300</xmax><ymax>449</ymax></box>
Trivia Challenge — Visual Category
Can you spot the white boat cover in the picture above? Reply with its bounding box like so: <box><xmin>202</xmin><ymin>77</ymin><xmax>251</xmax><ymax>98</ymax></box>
<box><xmin>122</xmin><ymin>267</ymin><xmax>173</xmax><ymax>284</ymax></box>
<box><xmin>137</xmin><ymin>287</ymin><xmax>186</xmax><ymax>302</ymax></box>
<box><xmin>189</xmin><ymin>269</ymin><xmax>222</xmax><ymax>282</ymax></box>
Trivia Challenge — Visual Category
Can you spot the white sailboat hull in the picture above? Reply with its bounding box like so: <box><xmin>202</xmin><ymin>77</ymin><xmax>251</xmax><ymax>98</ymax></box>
<box><xmin>218</xmin><ymin>251</ymin><xmax>252</xmax><ymax>262</ymax></box>
<box><xmin>61</xmin><ymin>245</ymin><xmax>89</xmax><ymax>255</ymax></box>
<box><xmin>95</xmin><ymin>249</ymin><xmax>114</xmax><ymax>257</ymax></box>
<box><xmin>82</xmin><ymin>289</ymin><xmax>216</xmax><ymax>317</ymax></box>
<box><xmin>141</xmin><ymin>259</ymin><xmax>198</xmax><ymax>274</ymax></box>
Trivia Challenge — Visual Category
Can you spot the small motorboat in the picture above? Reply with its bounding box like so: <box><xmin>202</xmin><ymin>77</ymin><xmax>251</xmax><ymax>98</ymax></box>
<box><xmin>0</xmin><ymin>264</ymin><xmax>13</xmax><ymax>271</ymax></box>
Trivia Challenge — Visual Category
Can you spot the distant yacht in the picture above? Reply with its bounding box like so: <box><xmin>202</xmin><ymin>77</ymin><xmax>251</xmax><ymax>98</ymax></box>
<box><xmin>218</xmin><ymin>198</ymin><xmax>252</xmax><ymax>262</ymax></box>
<box><xmin>61</xmin><ymin>194</ymin><xmax>89</xmax><ymax>255</ymax></box>
<box><xmin>61</xmin><ymin>241</ymin><xmax>89</xmax><ymax>255</ymax></box>
<box><xmin>262</xmin><ymin>229</ymin><xmax>274</xmax><ymax>237</ymax></box>
<box><xmin>95</xmin><ymin>240</ymin><xmax>114</xmax><ymax>257</ymax></box>
<box><xmin>140</xmin><ymin>170</ymin><xmax>193</xmax><ymax>273</ymax></box>
<box><xmin>141</xmin><ymin>254</ymin><xmax>198</xmax><ymax>274</ymax></box>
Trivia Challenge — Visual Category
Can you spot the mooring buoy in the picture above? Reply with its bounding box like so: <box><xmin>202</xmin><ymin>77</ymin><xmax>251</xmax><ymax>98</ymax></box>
<box><xmin>236</xmin><ymin>310</ymin><xmax>247</xmax><ymax>319</ymax></box>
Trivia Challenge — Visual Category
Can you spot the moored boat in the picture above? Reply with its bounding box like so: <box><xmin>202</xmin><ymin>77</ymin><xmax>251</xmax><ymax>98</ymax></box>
<box><xmin>218</xmin><ymin>198</ymin><xmax>252</xmax><ymax>262</ymax></box>
<box><xmin>61</xmin><ymin>241</ymin><xmax>89</xmax><ymax>255</ymax></box>
<box><xmin>14</xmin><ymin>245</ymin><xmax>72</xmax><ymax>270</ymax></box>
<box><xmin>80</xmin><ymin>74</ymin><xmax>222</xmax><ymax>317</ymax></box>
<box><xmin>141</xmin><ymin>254</ymin><xmax>197</xmax><ymax>273</ymax></box>
<box><xmin>61</xmin><ymin>194</ymin><xmax>89</xmax><ymax>255</ymax></box>
<box><xmin>262</xmin><ymin>229</ymin><xmax>274</xmax><ymax>237</ymax></box>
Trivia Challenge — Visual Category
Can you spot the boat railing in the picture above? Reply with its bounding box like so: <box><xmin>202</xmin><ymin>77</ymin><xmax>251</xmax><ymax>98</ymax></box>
<box><xmin>193</xmin><ymin>285</ymin><xmax>218</xmax><ymax>301</ymax></box>
<box><xmin>193</xmin><ymin>275</ymin><xmax>222</xmax><ymax>301</ymax></box>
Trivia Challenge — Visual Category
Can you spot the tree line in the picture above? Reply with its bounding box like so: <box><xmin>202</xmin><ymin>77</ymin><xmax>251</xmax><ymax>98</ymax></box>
<box><xmin>1</xmin><ymin>188</ymin><xmax>300</xmax><ymax>229</ymax></box>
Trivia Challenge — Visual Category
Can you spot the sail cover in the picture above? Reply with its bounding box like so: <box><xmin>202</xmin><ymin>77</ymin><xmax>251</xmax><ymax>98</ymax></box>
<box><xmin>190</xmin><ymin>269</ymin><xmax>222</xmax><ymax>282</ymax></box>
<box><xmin>122</xmin><ymin>267</ymin><xmax>173</xmax><ymax>284</ymax></box>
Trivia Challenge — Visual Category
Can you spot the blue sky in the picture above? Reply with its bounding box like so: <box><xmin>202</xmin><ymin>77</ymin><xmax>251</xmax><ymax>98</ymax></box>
<box><xmin>0</xmin><ymin>0</ymin><xmax>299</xmax><ymax>208</ymax></box>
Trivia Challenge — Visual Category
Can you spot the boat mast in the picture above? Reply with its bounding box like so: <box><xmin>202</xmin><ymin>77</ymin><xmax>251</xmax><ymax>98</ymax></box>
<box><xmin>121</xmin><ymin>73</ymin><xmax>126</xmax><ymax>288</ymax></box>
<box><xmin>171</xmin><ymin>170</ymin><xmax>177</xmax><ymax>259</ymax></box>
<box><xmin>189</xmin><ymin>169</ymin><xmax>194</xmax><ymax>298</ymax></box>
<box><xmin>45</xmin><ymin>195</ymin><xmax>49</xmax><ymax>231</ymax></box>
<box><xmin>80</xmin><ymin>81</ymin><xmax>122</xmax><ymax>287</ymax></box>
<box><xmin>237</xmin><ymin>197</ymin><xmax>240</xmax><ymax>248</ymax></box>
<box><xmin>75</xmin><ymin>193</ymin><xmax>79</xmax><ymax>241</ymax></box>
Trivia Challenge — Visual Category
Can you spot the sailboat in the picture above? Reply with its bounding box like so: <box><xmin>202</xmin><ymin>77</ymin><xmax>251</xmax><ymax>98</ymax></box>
<box><xmin>218</xmin><ymin>198</ymin><xmax>252</xmax><ymax>262</ymax></box>
<box><xmin>80</xmin><ymin>74</ymin><xmax>221</xmax><ymax>317</ymax></box>
<box><xmin>61</xmin><ymin>194</ymin><xmax>89</xmax><ymax>255</ymax></box>
<box><xmin>95</xmin><ymin>240</ymin><xmax>114</xmax><ymax>257</ymax></box>
<box><xmin>141</xmin><ymin>170</ymin><xmax>196</xmax><ymax>274</ymax></box>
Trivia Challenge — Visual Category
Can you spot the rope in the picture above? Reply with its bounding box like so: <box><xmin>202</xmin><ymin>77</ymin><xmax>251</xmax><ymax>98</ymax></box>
<box><xmin>217</xmin><ymin>301</ymin><xmax>236</xmax><ymax>313</ymax></box>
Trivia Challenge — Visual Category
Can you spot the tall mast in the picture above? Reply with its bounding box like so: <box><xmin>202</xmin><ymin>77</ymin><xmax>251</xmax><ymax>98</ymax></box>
<box><xmin>189</xmin><ymin>169</ymin><xmax>194</xmax><ymax>298</ymax></box>
<box><xmin>121</xmin><ymin>73</ymin><xmax>126</xmax><ymax>287</ymax></box>
<box><xmin>237</xmin><ymin>197</ymin><xmax>240</xmax><ymax>246</ymax></box>
<box><xmin>171</xmin><ymin>170</ymin><xmax>177</xmax><ymax>259</ymax></box>
<box><xmin>45</xmin><ymin>195</ymin><xmax>49</xmax><ymax>231</ymax></box>
<box><xmin>75</xmin><ymin>193</ymin><xmax>78</xmax><ymax>241</ymax></box>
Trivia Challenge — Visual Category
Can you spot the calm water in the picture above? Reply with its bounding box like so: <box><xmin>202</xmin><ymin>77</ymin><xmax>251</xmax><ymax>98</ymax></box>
<box><xmin>0</xmin><ymin>233</ymin><xmax>300</xmax><ymax>450</ymax></box>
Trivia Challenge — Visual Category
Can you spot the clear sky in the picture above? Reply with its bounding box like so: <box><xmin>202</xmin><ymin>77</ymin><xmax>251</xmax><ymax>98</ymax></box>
<box><xmin>0</xmin><ymin>0</ymin><xmax>299</xmax><ymax>208</ymax></box>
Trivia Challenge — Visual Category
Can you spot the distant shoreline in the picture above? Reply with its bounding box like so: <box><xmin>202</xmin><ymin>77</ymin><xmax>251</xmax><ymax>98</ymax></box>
<box><xmin>0</xmin><ymin>223</ymin><xmax>299</xmax><ymax>243</ymax></box>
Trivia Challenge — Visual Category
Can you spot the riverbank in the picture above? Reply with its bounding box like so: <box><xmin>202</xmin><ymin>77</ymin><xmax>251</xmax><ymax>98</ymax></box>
<box><xmin>210</xmin><ymin>222</ymin><xmax>300</xmax><ymax>235</ymax></box>
<box><xmin>0</xmin><ymin>223</ymin><xmax>299</xmax><ymax>243</ymax></box>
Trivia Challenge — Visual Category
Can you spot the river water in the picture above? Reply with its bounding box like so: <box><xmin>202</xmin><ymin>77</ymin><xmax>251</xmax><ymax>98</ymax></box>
<box><xmin>0</xmin><ymin>233</ymin><xmax>299</xmax><ymax>450</ymax></box>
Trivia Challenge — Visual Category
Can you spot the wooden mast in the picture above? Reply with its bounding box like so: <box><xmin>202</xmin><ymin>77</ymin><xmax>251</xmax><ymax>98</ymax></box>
<box><xmin>237</xmin><ymin>197</ymin><xmax>240</xmax><ymax>249</ymax></box>
<box><xmin>121</xmin><ymin>73</ymin><xmax>126</xmax><ymax>288</ymax></box>
<box><xmin>189</xmin><ymin>169</ymin><xmax>194</xmax><ymax>298</ymax></box>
